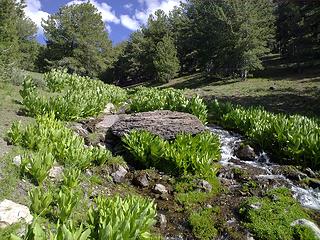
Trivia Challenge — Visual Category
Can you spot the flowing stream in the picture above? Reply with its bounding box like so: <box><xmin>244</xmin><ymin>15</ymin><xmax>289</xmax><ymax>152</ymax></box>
<box><xmin>208</xmin><ymin>125</ymin><xmax>320</xmax><ymax>211</ymax></box>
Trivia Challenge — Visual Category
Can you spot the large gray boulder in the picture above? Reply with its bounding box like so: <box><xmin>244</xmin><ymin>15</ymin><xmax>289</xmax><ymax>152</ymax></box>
<box><xmin>110</xmin><ymin>110</ymin><xmax>206</xmax><ymax>140</ymax></box>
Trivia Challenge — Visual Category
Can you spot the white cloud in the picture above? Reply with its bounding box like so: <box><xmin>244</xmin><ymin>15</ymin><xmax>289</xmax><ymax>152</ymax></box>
<box><xmin>67</xmin><ymin>0</ymin><xmax>120</xmax><ymax>24</ymax></box>
<box><xmin>120</xmin><ymin>15</ymin><xmax>140</xmax><ymax>31</ymax></box>
<box><xmin>124</xmin><ymin>3</ymin><xmax>133</xmax><ymax>10</ymax></box>
<box><xmin>120</xmin><ymin>0</ymin><xmax>185</xmax><ymax>31</ymax></box>
<box><xmin>24</xmin><ymin>0</ymin><xmax>49</xmax><ymax>34</ymax></box>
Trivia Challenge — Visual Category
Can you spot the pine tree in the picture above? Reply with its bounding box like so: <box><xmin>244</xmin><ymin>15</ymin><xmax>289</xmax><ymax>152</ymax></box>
<box><xmin>42</xmin><ymin>2</ymin><xmax>113</xmax><ymax>78</ymax></box>
<box><xmin>0</xmin><ymin>0</ymin><xmax>20</xmax><ymax>81</ymax></box>
<box><xmin>16</xmin><ymin>0</ymin><xmax>40</xmax><ymax>71</ymax></box>
<box><xmin>114</xmin><ymin>10</ymin><xmax>176</xmax><ymax>84</ymax></box>
<box><xmin>182</xmin><ymin>0</ymin><xmax>275</xmax><ymax>77</ymax></box>
<box><xmin>153</xmin><ymin>35</ymin><xmax>180</xmax><ymax>83</ymax></box>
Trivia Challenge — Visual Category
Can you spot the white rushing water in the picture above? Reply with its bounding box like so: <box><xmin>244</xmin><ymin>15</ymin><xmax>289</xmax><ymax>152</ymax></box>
<box><xmin>208</xmin><ymin>125</ymin><xmax>320</xmax><ymax>211</ymax></box>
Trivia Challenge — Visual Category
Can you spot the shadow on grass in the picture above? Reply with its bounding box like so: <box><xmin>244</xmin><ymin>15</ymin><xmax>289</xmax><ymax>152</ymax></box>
<box><xmin>159</xmin><ymin>73</ymin><xmax>241</xmax><ymax>90</ymax></box>
<box><xmin>206</xmin><ymin>92</ymin><xmax>320</xmax><ymax>118</ymax></box>
<box><xmin>254</xmin><ymin>66</ymin><xmax>320</xmax><ymax>82</ymax></box>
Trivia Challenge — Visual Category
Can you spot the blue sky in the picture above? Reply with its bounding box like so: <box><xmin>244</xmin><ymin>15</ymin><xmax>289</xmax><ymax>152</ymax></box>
<box><xmin>24</xmin><ymin>0</ymin><xmax>184</xmax><ymax>45</ymax></box>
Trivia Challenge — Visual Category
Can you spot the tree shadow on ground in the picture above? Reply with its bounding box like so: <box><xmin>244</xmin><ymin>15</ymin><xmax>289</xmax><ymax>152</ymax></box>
<box><xmin>160</xmin><ymin>73</ymin><xmax>240</xmax><ymax>90</ymax></box>
<box><xmin>205</xmin><ymin>92</ymin><xmax>320</xmax><ymax>118</ymax></box>
<box><xmin>254</xmin><ymin>66</ymin><xmax>320</xmax><ymax>82</ymax></box>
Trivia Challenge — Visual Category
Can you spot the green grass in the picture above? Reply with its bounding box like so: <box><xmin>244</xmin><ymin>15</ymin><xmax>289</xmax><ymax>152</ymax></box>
<box><xmin>189</xmin><ymin>207</ymin><xmax>219</xmax><ymax>240</ymax></box>
<box><xmin>0</xmin><ymin>72</ymin><xmax>45</xmax><ymax>157</ymax></box>
<box><xmin>239</xmin><ymin>188</ymin><xmax>317</xmax><ymax>240</ymax></box>
<box><xmin>159</xmin><ymin>70</ymin><xmax>320</xmax><ymax>117</ymax></box>
<box><xmin>0</xmin><ymin>147</ymin><xmax>31</xmax><ymax>204</ymax></box>
<box><xmin>174</xmin><ymin>175</ymin><xmax>220</xmax><ymax>209</ymax></box>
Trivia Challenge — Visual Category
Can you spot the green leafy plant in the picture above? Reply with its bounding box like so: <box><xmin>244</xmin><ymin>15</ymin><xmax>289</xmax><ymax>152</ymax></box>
<box><xmin>56</xmin><ymin>187</ymin><xmax>79</xmax><ymax>223</ymax></box>
<box><xmin>129</xmin><ymin>87</ymin><xmax>208</xmax><ymax>123</ymax></box>
<box><xmin>6</xmin><ymin>121</ymin><xmax>23</xmax><ymax>145</ymax></box>
<box><xmin>122</xmin><ymin>130</ymin><xmax>168</xmax><ymax>168</ymax></box>
<box><xmin>11</xmin><ymin>220</ymin><xmax>91</xmax><ymax>240</ymax></box>
<box><xmin>21</xmin><ymin>70</ymin><xmax>127</xmax><ymax>120</ymax></box>
<box><xmin>62</xmin><ymin>169</ymin><xmax>81</xmax><ymax>189</ymax></box>
<box><xmin>44</xmin><ymin>68</ymin><xmax>74</xmax><ymax>92</ymax></box>
<box><xmin>90</xmin><ymin>146</ymin><xmax>113</xmax><ymax>166</ymax></box>
<box><xmin>29</xmin><ymin>187</ymin><xmax>53</xmax><ymax>216</ymax></box>
<box><xmin>122</xmin><ymin>130</ymin><xmax>221</xmax><ymax>176</ymax></box>
<box><xmin>54</xmin><ymin>222</ymin><xmax>91</xmax><ymax>240</ymax></box>
<box><xmin>88</xmin><ymin>195</ymin><xmax>157</xmax><ymax>240</ymax></box>
<box><xmin>7</xmin><ymin>114</ymin><xmax>114</xmax><ymax>169</ymax></box>
<box><xmin>21</xmin><ymin>151</ymin><xmax>54</xmax><ymax>185</ymax></box>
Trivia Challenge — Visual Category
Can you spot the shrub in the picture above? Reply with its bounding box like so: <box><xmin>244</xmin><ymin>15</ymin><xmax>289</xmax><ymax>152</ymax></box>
<box><xmin>122</xmin><ymin>130</ymin><xmax>220</xmax><ymax>176</ymax></box>
<box><xmin>130</xmin><ymin>87</ymin><xmax>208</xmax><ymax>123</ymax></box>
<box><xmin>210</xmin><ymin>100</ymin><xmax>320</xmax><ymax>169</ymax></box>
<box><xmin>88</xmin><ymin>195</ymin><xmax>157</xmax><ymax>239</ymax></box>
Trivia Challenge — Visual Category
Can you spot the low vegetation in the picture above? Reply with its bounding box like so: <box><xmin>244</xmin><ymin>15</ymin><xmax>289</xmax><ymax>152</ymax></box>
<box><xmin>20</xmin><ymin>70</ymin><xmax>127</xmax><ymax>121</ymax></box>
<box><xmin>130</xmin><ymin>87</ymin><xmax>208</xmax><ymax>123</ymax></box>
<box><xmin>0</xmin><ymin>0</ymin><xmax>319</xmax><ymax>238</ymax></box>
<box><xmin>189</xmin><ymin>207</ymin><xmax>219</xmax><ymax>240</ymax></box>
<box><xmin>88</xmin><ymin>195</ymin><xmax>157</xmax><ymax>239</ymax></box>
<box><xmin>5</xmin><ymin>83</ymin><xmax>158</xmax><ymax>239</ymax></box>
<box><xmin>122</xmin><ymin>130</ymin><xmax>220</xmax><ymax>177</ymax></box>
<box><xmin>210</xmin><ymin>100</ymin><xmax>320</xmax><ymax>169</ymax></box>
<box><xmin>7</xmin><ymin>114</ymin><xmax>112</xmax><ymax>169</ymax></box>
<box><xmin>239</xmin><ymin>188</ymin><xmax>317</xmax><ymax>240</ymax></box>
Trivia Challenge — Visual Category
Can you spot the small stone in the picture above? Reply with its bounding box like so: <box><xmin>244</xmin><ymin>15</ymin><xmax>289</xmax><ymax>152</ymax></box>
<box><xmin>246</xmin><ymin>232</ymin><xmax>255</xmax><ymax>240</ymax></box>
<box><xmin>103</xmin><ymin>103</ymin><xmax>116</xmax><ymax>115</ymax></box>
<box><xmin>85</xmin><ymin>169</ymin><xmax>93</xmax><ymax>177</ymax></box>
<box><xmin>197</xmin><ymin>180</ymin><xmax>212</xmax><ymax>193</ymax></box>
<box><xmin>49</xmin><ymin>166</ymin><xmax>64</xmax><ymax>181</ymax></box>
<box><xmin>165</xmin><ymin>235</ymin><xmax>184</xmax><ymax>240</ymax></box>
<box><xmin>133</xmin><ymin>173</ymin><xmax>149</xmax><ymax>188</ymax></box>
<box><xmin>249</xmin><ymin>202</ymin><xmax>262</xmax><ymax>210</ymax></box>
<box><xmin>154</xmin><ymin>184</ymin><xmax>167</xmax><ymax>194</ymax></box>
<box><xmin>111</xmin><ymin>166</ymin><xmax>128</xmax><ymax>183</ymax></box>
<box><xmin>13</xmin><ymin>155</ymin><xmax>22</xmax><ymax>166</ymax></box>
<box><xmin>0</xmin><ymin>200</ymin><xmax>33</xmax><ymax>228</ymax></box>
<box><xmin>158</xmin><ymin>214</ymin><xmax>167</xmax><ymax>229</ymax></box>
<box><xmin>236</xmin><ymin>145</ymin><xmax>257</xmax><ymax>161</ymax></box>
<box><xmin>160</xmin><ymin>193</ymin><xmax>169</xmax><ymax>201</ymax></box>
